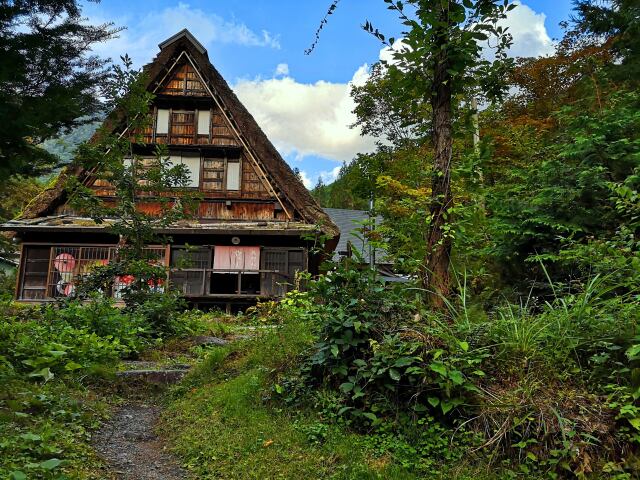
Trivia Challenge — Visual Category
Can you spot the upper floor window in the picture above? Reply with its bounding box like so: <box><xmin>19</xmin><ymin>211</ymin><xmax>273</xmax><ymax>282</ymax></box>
<box><xmin>169</xmin><ymin>153</ymin><xmax>200</xmax><ymax>188</ymax></box>
<box><xmin>123</xmin><ymin>153</ymin><xmax>200</xmax><ymax>188</ymax></box>
<box><xmin>154</xmin><ymin>108</ymin><xmax>211</xmax><ymax>145</ymax></box>
<box><xmin>202</xmin><ymin>157</ymin><xmax>241</xmax><ymax>192</ymax></box>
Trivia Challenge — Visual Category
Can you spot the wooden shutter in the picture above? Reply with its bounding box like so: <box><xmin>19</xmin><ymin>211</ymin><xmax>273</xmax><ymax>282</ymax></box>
<box><xmin>197</xmin><ymin>110</ymin><xmax>210</xmax><ymax>135</ymax></box>
<box><xmin>156</xmin><ymin>109</ymin><xmax>170</xmax><ymax>134</ymax></box>
<box><xmin>202</xmin><ymin>158</ymin><xmax>225</xmax><ymax>191</ymax></box>
<box><xmin>261</xmin><ymin>249</ymin><xmax>287</xmax><ymax>297</ymax></box>
<box><xmin>226</xmin><ymin>161</ymin><xmax>240</xmax><ymax>191</ymax></box>
<box><xmin>169</xmin><ymin>247</ymin><xmax>211</xmax><ymax>296</ymax></box>
<box><xmin>169</xmin><ymin>153</ymin><xmax>200</xmax><ymax>187</ymax></box>
<box><xmin>19</xmin><ymin>246</ymin><xmax>50</xmax><ymax>300</ymax></box>
<box><xmin>288</xmin><ymin>250</ymin><xmax>305</xmax><ymax>282</ymax></box>
<box><xmin>170</xmin><ymin>111</ymin><xmax>195</xmax><ymax>145</ymax></box>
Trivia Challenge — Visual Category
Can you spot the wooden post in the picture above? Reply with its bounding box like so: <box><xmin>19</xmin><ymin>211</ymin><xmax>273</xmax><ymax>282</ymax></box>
<box><xmin>471</xmin><ymin>97</ymin><xmax>480</xmax><ymax>155</ymax></box>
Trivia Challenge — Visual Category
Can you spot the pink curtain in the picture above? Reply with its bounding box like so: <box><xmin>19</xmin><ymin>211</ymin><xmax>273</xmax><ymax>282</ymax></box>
<box><xmin>213</xmin><ymin>246</ymin><xmax>260</xmax><ymax>271</ymax></box>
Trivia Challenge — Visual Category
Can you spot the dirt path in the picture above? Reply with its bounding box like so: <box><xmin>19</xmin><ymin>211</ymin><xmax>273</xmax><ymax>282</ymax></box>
<box><xmin>93</xmin><ymin>401</ymin><xmax>188</xmax><ymax>480</ymax></box>
<box><xmin>92</xmin><ymin>337</ymin><xmax>231</xmax><ymax>479</ymax></box>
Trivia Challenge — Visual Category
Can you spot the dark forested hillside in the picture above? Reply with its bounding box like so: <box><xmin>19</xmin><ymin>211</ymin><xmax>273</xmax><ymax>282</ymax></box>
<box><xmin>310</xmin><ymin>161</ymin><xmax>370</xmax><ymax>209</ymax></box>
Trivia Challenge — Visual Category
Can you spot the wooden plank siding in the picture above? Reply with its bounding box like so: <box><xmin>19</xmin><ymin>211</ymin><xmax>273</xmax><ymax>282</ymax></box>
<box><xmin>139</xmin><ymin>106</ymin><xmax>239</xmax><ymax>147</ymax></box>
<box><xmin>198</xmin><ymin>201</ymin><xmax>278</xmax><ymax>221</ymax></box>
<box><xmin>159</xmin><ymin>63</ymin><xmax>208</xmax><ymax>97</ymax></box>
<box><xmin>84</xmin><ymin>152</ymin><xmax>274</xmax><ymax>200</ymax></box>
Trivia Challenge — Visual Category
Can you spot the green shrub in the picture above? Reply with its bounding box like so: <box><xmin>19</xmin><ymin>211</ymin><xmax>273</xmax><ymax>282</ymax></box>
<box><xmin>44</xmin><ymin>296</ymin><xmax>151</xmax><ymax>355</ymax></box>
<box><xmin>272</xmin><ymin>266</ymin><xmax>485</xmax><ymax>427</ymax></box>
<box><xmin>123</xmin><ymin>290</ymin><xmax>187</xmax><ymax>337</ymax></box>
<box><xmin>486</xmin><ymin>274</ymin><xmax>639</xmax><ymax>377</ymax></box>
<box><xmin>259</xmin><ymin>260</ymin><xmax>640</xmax><ymax>477</ymax></box>
<box><xmin>0</xmin><ymin>269</ymin><xmax>16</xmax><ymax>300</ymax></box>
<box><xmin>0</xmin><ymin>310</ymin><xmax>123</xmax><ymax>381</ymax></box>
<box><xmin>0</xmin><ymin>378</ymin><xmax>108</xmax><ymax>480</ymax></box>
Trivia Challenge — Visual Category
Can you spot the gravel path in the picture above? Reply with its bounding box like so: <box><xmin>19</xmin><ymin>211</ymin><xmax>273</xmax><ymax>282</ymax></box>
<box><xmin>93</xmin><ymin>402</ymin><xmax>188</xmax><ymax>480</ymax></box>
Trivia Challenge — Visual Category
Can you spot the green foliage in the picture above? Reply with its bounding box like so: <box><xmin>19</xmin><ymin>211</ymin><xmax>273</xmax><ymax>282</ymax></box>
<box><xmin>0</xmin><ymin>298</ymin><xmax>156</xmax><ymax>382</ymax></box>
<box><xmin>310</xmin><ymin>160</ymin><xmax>371</xmax><ymax>209</ymax></box>
<box><xmin>257</xmin><ymin>256</ymin><xmax>639</xmax><ymax>477</ymax></box>
<box><xmin>0</xmin><ymin>176</ymin><xmax>45</xmax><ymax>220</ymax></box>
<box><xmin>2</xmin><ymin>309</ymin><xmax>120</xmax><ymax>382</ymax></box>
<box><xmin>0</xmin><ymin>299</ymin><xmax>148</xmax><ymax>478</ymax></box>
<box><xmin>573</xmin><ymin>0</ymin><xmax>640</xmax><ymax>83</ymax></box>
<box><xmin>0</xmin><ymin>0</ymin><xmax>119</xmax><ymax>179</ymax></box>
<box><xmin>0</xmin><ymin>295</ymin><xmax>213</xmax><ymax>478</ymax></box>
<box><xmin>488</xmin><ymin>90</ymin><xmax>640</xmax><ymax>289</ymax></box>
<box><xmin>0</xmin><ymin>377</ymin><xmax>108</xmax><ymax>480</ymax></box>
<box><xmin>0</xmin><ymin>269</ymin><xmax>16</xmax><ymax>300</ymax></box>
<box><xmin>272</xmin><ymin>266</ymin><xmax>479</xmax><ymax>422</ymax></box>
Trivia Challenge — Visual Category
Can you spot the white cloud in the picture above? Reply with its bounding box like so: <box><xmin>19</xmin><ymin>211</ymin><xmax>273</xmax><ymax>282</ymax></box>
<box><xmin>299</xmin><ymin>170</ymin><xmax>313</xmax><ymax>189</ymax></box>
<box><xmin>500</xmin><ymin>2</ymin><xmax>555</xmax><ymax>58</ymax></box>
<box><xmin>274</xmin><ymin>63</ymin><xmax>289</xmax><ymax>77</ymax></box>
<box><xmin>231</xmin><ymin>1</ymin><xmax>554</xmax><ymax>170</ymax></box>
<box><xmin>89</xmin><ymin>3</ymin><xmax>280</xmax><ymax>67</ymax></box>
<box><xmin>233</xmin><ymin>64</ymin><xmax>377</xmax><ymax>164</ymax></box>
<box><xmin>319</xmin><ymin>166</ymin><xmax>342</xmax><ymax>184</ymax></box>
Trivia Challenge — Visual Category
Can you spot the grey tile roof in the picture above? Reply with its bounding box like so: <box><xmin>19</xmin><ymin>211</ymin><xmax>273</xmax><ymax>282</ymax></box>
<box><xmin>322</xmin><ymin>208</ymin><xmax>387</xmax><ymax>264</ymax></box>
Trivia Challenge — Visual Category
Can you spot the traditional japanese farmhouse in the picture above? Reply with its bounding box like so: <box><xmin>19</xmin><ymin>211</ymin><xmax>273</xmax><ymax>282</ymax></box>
<box><xmin>2</xmin><ymin>29</ymin><xmax>339</xmax><ymax>310</ymax></box>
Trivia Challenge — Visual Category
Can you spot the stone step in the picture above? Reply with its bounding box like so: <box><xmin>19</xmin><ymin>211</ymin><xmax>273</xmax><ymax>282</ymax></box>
<box><xmin>116</xmin><ymin>368</ymin><xmax>190</xmax><ymax>385</ymax></box>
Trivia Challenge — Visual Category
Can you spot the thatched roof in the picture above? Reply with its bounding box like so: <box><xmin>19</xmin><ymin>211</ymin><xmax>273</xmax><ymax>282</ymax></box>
<box><xmin>19</xmin><ymin>29</ymin><xmax>339</xmax><ymax>238</ymax></box>
<box><xmin>1</xmin><ymin>215</ymin><xmax>318</xmax><ymax>236</ymax></box>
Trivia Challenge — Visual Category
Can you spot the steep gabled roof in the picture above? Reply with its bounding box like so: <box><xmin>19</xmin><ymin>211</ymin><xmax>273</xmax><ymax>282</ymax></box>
<box><xmin>158</xmin><ymin>28</ymin><xmax>206</xmax><ymax>55</ymax></box>
<box><xmin>20</xmin><ymin>29</ymin><xmax>339</xmax><ymax>238</ymax></box>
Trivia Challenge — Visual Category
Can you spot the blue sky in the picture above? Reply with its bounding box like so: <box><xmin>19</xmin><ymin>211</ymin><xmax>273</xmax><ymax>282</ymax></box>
<box><xmin>84</xmin><ymin>0</ymin><xmax>574</xmax><ymax>188</ymax></box>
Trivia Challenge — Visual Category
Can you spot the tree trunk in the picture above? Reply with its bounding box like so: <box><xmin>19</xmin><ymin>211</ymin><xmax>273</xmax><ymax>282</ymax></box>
<box><xmin>423</xmin><ymin>27</ymin><xmax>453</xmax><ymax>309</ymax></box>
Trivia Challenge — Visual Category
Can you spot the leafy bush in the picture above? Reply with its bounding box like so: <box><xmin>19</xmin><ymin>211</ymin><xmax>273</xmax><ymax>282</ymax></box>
<box><xmin>258</xmin><ymin>259</ymin><xmax>640</xmax><ymax>477</ymax></box>
<box><xmin>126</xmin><ymin>290</ymin><xmax>188</xmax><ymax>337</ymax></box>
<box><xmin>0</xmin><ymin>269</ymin><xmax>16</xmax><ymax>300</ymax></box>
<box><xmin>0</xmin><ymin>378</ymin><xmax>108</xmax><ymax>480</ymax></box>
<box><xmin>486</xmin><ymin>275</ymin><xmax>638</xmax><ymax>375</ymax></box>
<box><xmin>1</xmin><ymin>308</ymin><xmax>123</xmax><ymax>381</ymax></box>
<box><xmin>272</xmin><ymin>267</ymin><xmax>484</xmax><ymax>426</ymax></box>
<box><xmin>44</xmin><ymin>296</ymin><xmax>151</xmax><ymax>355</ymax></box>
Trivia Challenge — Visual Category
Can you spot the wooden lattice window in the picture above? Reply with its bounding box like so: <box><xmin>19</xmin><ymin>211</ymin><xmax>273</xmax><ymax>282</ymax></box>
<box><xmin>170</xmin><ymin>110</ymin><xmax>195</xmax><ymax>145</ymax></box>
<box><xmin>112</xmin><ymin>247</ymin><xmax>168</xmax><ymax>299</ymax></box>
<box><xmin>202</xmin><ymin>158</ymin><xmax>224</xmax><ymax>191</ymax></box>
<box><xmin>169</xmin><ymin>247</ymin><xmax>211</xmax><ymax>296</ymax></box>
<box><xmin>260</xmin><ymin>248</ymin><xmax>307</xmax><ymax>297</ymax></box>
<box><xmin>201</xmin><ymin>157</ymin><xmax>242</xmax><ymax>192</ymax></box>
<box><xmin>19</xmin><ymin>246</ymin><xmax>50</xmax><ymax>300</ymax></box>
<box><xmin>47</xmin><ymin>246</ymin><xmax>110</xmax><ymax>298</ymax></box>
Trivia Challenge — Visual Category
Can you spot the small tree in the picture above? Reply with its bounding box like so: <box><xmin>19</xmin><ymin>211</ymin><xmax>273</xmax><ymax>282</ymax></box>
<box><xmin>69</xmin><ymin>56</ymin><xmax>198</xmax><ymax>305</ymax></box>
<box><xmin>362</xmin><ymin>0</ymin><xmax>515</xmax><ymax>307</ymax></box>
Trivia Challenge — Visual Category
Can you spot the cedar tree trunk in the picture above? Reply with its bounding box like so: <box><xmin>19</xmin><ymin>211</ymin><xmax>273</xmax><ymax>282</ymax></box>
<box><xmin>424</xmin><ymin>23</ymin><xmax>453</xmax><ymax>308</ymax></box>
